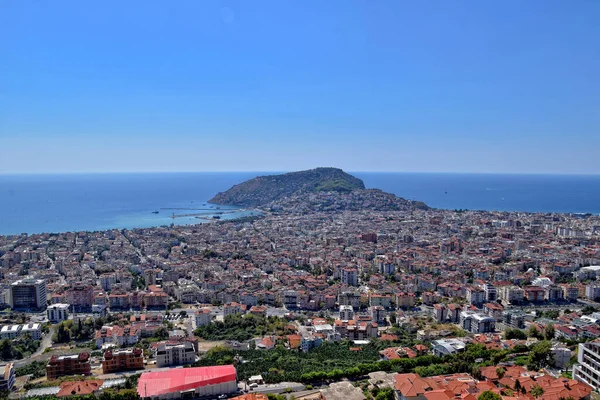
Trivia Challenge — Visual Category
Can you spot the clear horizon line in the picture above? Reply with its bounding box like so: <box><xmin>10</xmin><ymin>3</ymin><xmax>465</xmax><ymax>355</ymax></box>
<box><xmin>1</xmin><ymin>169</ymin><xmax>600</xmax><ymax>176</ymax></box>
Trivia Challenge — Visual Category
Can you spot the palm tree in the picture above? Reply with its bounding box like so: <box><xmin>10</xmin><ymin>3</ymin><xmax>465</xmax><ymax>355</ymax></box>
<box><xmin>531</xmin><ymin>385</ymin><xmax>544</xmax><ymax>399</ymax></box>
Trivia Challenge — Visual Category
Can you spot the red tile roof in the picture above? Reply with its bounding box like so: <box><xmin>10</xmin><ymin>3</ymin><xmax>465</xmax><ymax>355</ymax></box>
<box><xmin>57</xmin><ymin>380</ymin><xmax>104</xmax><ymax>397</ymax></box>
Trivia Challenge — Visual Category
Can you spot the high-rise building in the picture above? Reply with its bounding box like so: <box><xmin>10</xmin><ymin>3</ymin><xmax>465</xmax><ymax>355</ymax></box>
<box><xmin>574</xmin><ymin>342</ymin><xmax>600</xmax><ymax>391</ymax></box>
<box><xmin>10</xmin><ymin>278</ymin><xmax>46</xmax><ymax>310</ymax></box>
<box><xmin>341</xmin><ymin>268</ymin><xmax>358</xmax><ymax>286</ymax></box>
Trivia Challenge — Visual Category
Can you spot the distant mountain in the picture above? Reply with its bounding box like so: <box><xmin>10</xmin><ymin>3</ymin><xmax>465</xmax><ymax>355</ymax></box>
<box><xmin>209</xmin><ymin>167</ymin><xmax>429</xmax><ymax>211</ymax></box>
<box><xmin>209</xmin><ymin>167</ymin><xmax>365</xmax><ymax>207</ymax></box>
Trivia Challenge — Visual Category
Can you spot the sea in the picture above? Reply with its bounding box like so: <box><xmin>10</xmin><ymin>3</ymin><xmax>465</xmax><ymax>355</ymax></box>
<box><xmin>0</xmin><ymin>172</ymin><xmax>599</xmax><ymax>236</ymax></box>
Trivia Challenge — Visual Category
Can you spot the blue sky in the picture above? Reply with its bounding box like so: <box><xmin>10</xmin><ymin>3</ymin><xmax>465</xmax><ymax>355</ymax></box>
<box><xmin>1</xmin><ymin>1</ymin><xmax>599</xmax><ymax>174</ymax></box>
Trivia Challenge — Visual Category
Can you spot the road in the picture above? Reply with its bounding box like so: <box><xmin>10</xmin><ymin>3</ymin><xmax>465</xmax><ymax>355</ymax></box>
<box><xmin>31</xmin><ymin>325</ymin><xmax>55</xmax><ymax>358</ymax></box>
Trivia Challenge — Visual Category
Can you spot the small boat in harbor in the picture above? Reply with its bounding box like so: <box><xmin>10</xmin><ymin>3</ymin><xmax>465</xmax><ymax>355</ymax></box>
<box><xmin>151</xmin><ymin>211</ymin><xmax>159</xmax><ymax>214</ymax></box>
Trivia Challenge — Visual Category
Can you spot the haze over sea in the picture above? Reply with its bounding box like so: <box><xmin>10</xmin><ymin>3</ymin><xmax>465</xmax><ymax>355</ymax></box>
<box><xmin>1</xmin><ymin>172</ymin><xmax>599</xmax><ymax>236</ymax></box>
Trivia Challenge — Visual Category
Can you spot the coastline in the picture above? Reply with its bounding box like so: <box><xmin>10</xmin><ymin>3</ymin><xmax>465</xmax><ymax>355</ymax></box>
<box><xmin>2</xmin><ymin>172</ymin><xmax>600</xmax><ymax>235</ymax></box>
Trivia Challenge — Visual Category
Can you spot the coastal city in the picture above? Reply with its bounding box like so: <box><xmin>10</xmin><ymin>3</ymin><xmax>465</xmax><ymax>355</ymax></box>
<box><xmin>1</xmin><ymin>180</ymin><xmax>600</xmax><ymax>400</ymax></box>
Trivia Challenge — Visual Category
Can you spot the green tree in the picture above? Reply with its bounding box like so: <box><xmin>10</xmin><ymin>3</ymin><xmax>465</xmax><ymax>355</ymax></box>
<box><xmin>478</xmin><ymin>391</ymin><xmax>502</xmax><ymax>400</ymax></box>
<box><xmin>531</xmin><ymin>385</ymin><xmax>544</xmax><ymax>399</ymax></box>
<box><xmin>544</xmin><ymin>324</ymin><xmax>555</xmax><ymax>340</ymax></box>
<box><xmin>389</xmin><ymin>313</ymin><xmax>397</xmax><ymax>326</ymax></box>
<box><xmin>496</xmin><ymin>367</ymin><xmax>506</xmax><ymax>379</ymax></box>
<box><xmin>528</xmin><ymin>325</ymin><xmax>542</xmax><ymax>339</ymax></box>
<box><xmin>528</xmin><ymin>341</ymin><xmax>553</xmax><ymax>370</ymax></box>
<box><xmin>54</xmin><ymin>321</ymin><xmax>72</xmax><ymax>343</ymax></box>
<box><xmin>0</xmin><ymin>340</ymin><xmax>15</xmax><ymax>360</ymax></box>
<box><xmin>374</xmin><ymin>388</ymin><xmax>395</xmax><ymax>400</ymax></box>
<box><xmin>504</xmin><ymin>329</ymin><xmax>527</xmax><ymax>340</ymax></box>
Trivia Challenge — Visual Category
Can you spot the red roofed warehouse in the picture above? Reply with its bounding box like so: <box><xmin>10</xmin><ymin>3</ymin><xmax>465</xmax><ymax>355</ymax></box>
<box><xmin>138</xmin><ymin>365</ymin><xmax>237</xmax><ymax>400</ymax></box>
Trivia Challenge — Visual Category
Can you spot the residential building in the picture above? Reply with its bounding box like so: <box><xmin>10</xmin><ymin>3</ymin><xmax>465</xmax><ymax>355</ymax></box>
<box><xmin>524</xmin><ymin>286</ymin><xmax>546</xmax><ymax>302</ymax></box>
<box><xmin>156</xmin><ymin>342</ymin><xmax>196</xmax><ymax>368</ymax></box>
<box><xmin>574</xmin><ymin>341</ymin><xmax>600</xmax><ymax>391</ymax></box>
<box><xmin>433</xmin><ymin>304</ymin><xmax>447</xmax><ymax>323</ymax></box>
<box><xmin>47</xmin><ymin>304</ymin><xmax>69</xmax><ymax>323</ymax></box>
<box><xmin>0</xmin><ymin>363</ymin><xmax>15</xmax><ymax>392</ymax></box>
<box><xmin>223</xmin><ymin>302</ymin><xmax>243</xmax><ymax>317</ymax></box>
<box><xmin>283</xmin><ymin>290</ymin><xmax>298</xmax><ymax>309</ymax></box>
<box><xmin>483</xmin><ymin>302</ymin><xmax>503</xmax><ymax>321</ymax></box>
<box><xmin>113</xmin><ymin>325</ymin><xmax>140</xmax><ymax>346</ymax></box>
<box><xmin>446</xmin><ymin>304</ymin><xmax>461</xmax><ymax>323</ymax></box>
<box><xmin>431</xmin><ymin>339</ymin><xmax>466</xmax><ymax>357</ymax></box>
<box><xmin>395</xmin><ymin>293</ymin><xmax>415</xmax><ymax>309</ymax></box>
<box><xmin>586</xmin><ymin>284</ymin><xmax>600</xmax><ymax>301</ymax></box>
<box><xmin>193</xmin><ymin>309</ymin><xmax>212</xmax><ymax>328</ymax></box>
<box><xmin>21</xmin><ymin>323</ymin><xmax>42</xmax><ymax>340</ymax></box>
<box><xmin>551</xmin><ymin>345</ymin><xmax>572</xmax><ymax>369</ymax></box>
<box><xmin>46</xmin><ymin>353</ymin><xmax>92</xmax><ymax>380</ymax></box>
<box><xmin>0</xmin><ymin>326</ymin><xmax>20</xmax><ymax>340</ymax></box>
<box><xmin>301</xmin><ymin>336</ymin><xmax>323</xmax><ymax>352</ymax></box>
<box><xmin>339</xmin><ymin>305</ymin><xmax>354</xmax><ymax>321</ymax></box>
<box><xmin>143</xmin><ymin>291</ymin><xmax>168</xmax><ymax>309</ymax></box>
<box><xmin>338</xmin><ymin>291</ymin><xmax>361</xmax><ymax>309</ymax></box>
<box><xmin>95</xmin><ymin>327</ymin><xmax>113</xmax><ymax>349</ymax></box>
<box><xmin>99</xmin><ymin>274</ymin><xmax>117</xmax><ymax>291</ymax></box>
<box><xmin>341</xmin><ymin>268</ymin><xmax>358</xmax><ymax>286</ymax></box>
<box><xmin>57</xmin><ymin>380</ymin><xmax>104</xmax><ymax>398</ymax></box>
<box><xmin>563</xmin><ymin>285</ymin><xmax>580</xmax><ymax>302</ymax></box>
<box><xmin>483</xmin><ymin>284</ymin><xmax>497</xmax><ymax>302</ymax></box>
<box><xmin>500</xmin><ymin>286</ymin><xmax>525</xmax><ymax>304</ymax></box>
<box><xmin>466</xmin><ymin>287</ymin><xmax>485</xmax><ymax>306</ymax></box>
<box><xmin>460</xmin><ymin>311</ymin><xmax>496</xmax><ymax>333</ymax></box>
<box><xmin>65</xmin><ymin>285</ymin><xmax>94</xmax><ymax>311</ymax></box>
<box><xmin>546</xmin><ymin>285</ymin><xmax>565</xmax><ymax>302</ymax></box>
<box><xmin>369</xmin><ymin>305</ymin><xmax>386</xmax><ymax>324</ymax></box>
<box><xmin>370</xmin><ymin>294</ymin><xmax>392</xmax><ymax>309</ymax></box>
<box><xmin>102</xmin><ymin>348</ymin><xmax>144</xmax><ymax>374</ymax></box>
<box><xmin>248</xmin><ymin>305</ymin><xmax>267</xmax><ymax>317</ymax></box>
<box><xmin>503</xmin><ymin>310</ymin><xmax>526</xmax><ymax>329</ymax></box>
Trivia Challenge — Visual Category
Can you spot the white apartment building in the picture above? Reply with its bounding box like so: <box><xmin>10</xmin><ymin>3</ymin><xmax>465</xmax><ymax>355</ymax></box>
<box><xmin>573</xmin><ymin>341</ymin><xmax>600</xmax><ymax>391</ymax></box>
<box><xmin>156</xmin><ymin>342</ymin><xmax>196</xmax><ymax>368</ymax></box>
<box><xmin>21</xmin><ymin>323</ymin><xmax>42</xmax><ymax>340</ymax></box>
<box><xmin>47</xmin><ymin>303</ymin><xmax>69</xmax><ymax>323</ymax></box>
<box><xmin>339</xmin><ymin>305</ymin><xmax>354</xmax><ymax>321</ymax></box>
<box><xmin>466</xmin><ymin>287</ymin><xmax>485</xmax><ymax>306</ymax></box>
<box><xmin>0</xmin><ymin>326</ymin><xmax>20</xmax><ymax>340</ymax></box>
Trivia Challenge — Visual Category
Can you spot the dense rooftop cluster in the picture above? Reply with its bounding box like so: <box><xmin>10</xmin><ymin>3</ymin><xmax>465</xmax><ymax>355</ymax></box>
<box><xmin>3</xmin><ymin>187</ymin><xmax>600</xmax><ymax>396</ymax></box>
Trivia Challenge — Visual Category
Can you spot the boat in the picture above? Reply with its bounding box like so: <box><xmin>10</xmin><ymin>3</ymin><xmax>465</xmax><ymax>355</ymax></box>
<box><xmin>151</xmin><ymin>211</ymin><xmax>159</xmax><ymax>214</ymax></box>
<box><xmin>212</xmin><ymin>215</ymin><xmax>221</xmax><ymax>219</ymax></box>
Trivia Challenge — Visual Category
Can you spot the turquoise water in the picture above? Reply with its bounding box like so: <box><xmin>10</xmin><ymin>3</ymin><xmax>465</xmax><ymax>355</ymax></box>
<box><xmin>1</xmin><ymin>172</ymin><xmax>599</xmax><ymax>235</ymax></box>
